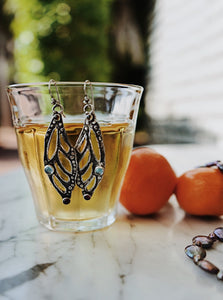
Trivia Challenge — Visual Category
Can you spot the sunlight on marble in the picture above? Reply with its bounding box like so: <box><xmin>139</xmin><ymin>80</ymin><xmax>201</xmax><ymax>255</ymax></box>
<box><xmin>1</xmin><ymin>145</ymin><xmax>223</xmax><ymax>299</ymax></box>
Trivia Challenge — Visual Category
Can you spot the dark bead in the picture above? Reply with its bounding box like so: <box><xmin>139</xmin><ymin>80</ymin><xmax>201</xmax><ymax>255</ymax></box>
<box><xmin>185</xmin><ymin>245</ymin><xmax>206</xmax><ymax>259</ymax></box>
<box><xmin>213</xmin><ymin>227</ymin><xmax>223</xmax><ymax>242</ymax></box>
<box><xmin>197</xmin><ymin>260</ymin><xmax>219</xmax><ymax>274</ymax></box>
<box><xmin>203</xmin><ymin>161</ymin><xmax>219</xmax><ymax>167</ymax></box>
<box><xmin>192</xmin><ymin>235</ymin><xmax>214</xmax><ymax>249</ymax></box>
<box><xmin>54</xmin><ymin>113</ymin><xmax>60</xmax><ymax>121</ymax></box>
<box><xmin>83</xmin><ymin>193</ymin><xmax>91</xmax><ymax>200</ymax></box>
<box><xmin>63</xmin><ymin>198</ymin><xmax>71</xmax><ymax>205</ymax></box>
<box><xmin>208</xmin><ymin>232</ymin><xmax>218</xmax><ymax>241</ymax></box>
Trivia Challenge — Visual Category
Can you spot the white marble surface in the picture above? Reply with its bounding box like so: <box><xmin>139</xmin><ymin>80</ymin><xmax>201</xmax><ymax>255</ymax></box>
<box><xmin>1</xmin><ymin>144</ymin><xmax>223</xmax><ymax>300</ymax></box>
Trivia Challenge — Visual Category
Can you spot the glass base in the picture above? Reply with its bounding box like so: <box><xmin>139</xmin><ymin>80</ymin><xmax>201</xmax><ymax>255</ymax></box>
<box><xmin>37</xmin><ymin>210</ymin><xmax>117</xmax><ymax>232</ymax></box>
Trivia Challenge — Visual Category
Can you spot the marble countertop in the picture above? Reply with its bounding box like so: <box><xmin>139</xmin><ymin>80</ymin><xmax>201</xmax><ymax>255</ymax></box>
<box><xmin>1</xmin><ymin>144</ymin><xmax>223</xmax><ymax>300</ymax></box>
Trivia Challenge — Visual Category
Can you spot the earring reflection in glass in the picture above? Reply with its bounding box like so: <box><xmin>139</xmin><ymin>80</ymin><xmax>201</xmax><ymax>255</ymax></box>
<box><xmin>44</xmin><ymin>80</ymin><xmax>105</xmax><ymax>205</ymax></box>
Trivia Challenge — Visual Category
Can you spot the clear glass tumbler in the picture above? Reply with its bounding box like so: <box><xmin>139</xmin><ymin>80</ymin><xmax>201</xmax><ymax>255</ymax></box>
<box><xmin>7</xmin><ymin>82</ymin><xmax>143</xmax><ymax>232</ymax></box>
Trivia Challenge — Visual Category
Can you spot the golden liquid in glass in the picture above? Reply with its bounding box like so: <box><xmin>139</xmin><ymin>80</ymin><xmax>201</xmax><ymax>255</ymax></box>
<box><xmin>15</xmin><ymin>122</ymin><xmax>133</xmax><ymax>223</ymax></box>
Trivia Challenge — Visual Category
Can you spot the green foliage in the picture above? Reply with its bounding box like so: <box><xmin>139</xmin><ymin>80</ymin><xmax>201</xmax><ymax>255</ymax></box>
<box><xmin>4</xmin><ymin>0</ymin><xmax>113</xmax><ymax>82</ymax></box>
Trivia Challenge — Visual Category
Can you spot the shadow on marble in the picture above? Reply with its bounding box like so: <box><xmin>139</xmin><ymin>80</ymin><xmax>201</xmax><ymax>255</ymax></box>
<box><xmin>118</xmin><ymin>200</ymin><xmax>183</xmax><ymax>228</ymax></box>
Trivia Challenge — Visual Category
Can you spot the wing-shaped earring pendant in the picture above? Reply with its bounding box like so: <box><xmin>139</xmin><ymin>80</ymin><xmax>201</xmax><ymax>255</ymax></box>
<box><xmin>75</xmin><ymin>112</ymin><xmax>105</xmax><ymax>200</ymax></box>
<box><xmin>44</xmin><ymin>112</ymin><xmax>77</xmax><ymax>205</ymax></box>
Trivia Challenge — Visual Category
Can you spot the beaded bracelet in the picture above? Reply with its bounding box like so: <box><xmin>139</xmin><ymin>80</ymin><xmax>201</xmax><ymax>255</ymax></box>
<box><xmin>185</xmin><ymin>227</ymin><xmax>223</xmax><ymax>281</ymax></box>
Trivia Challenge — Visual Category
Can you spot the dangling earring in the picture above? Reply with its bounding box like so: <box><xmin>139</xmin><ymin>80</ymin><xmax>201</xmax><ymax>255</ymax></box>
<box><xmin>75</xmin><ymin>80</ymin><xmax>105</xmax><ymax>200</ymax></box>
<box><xmin>44</xmin><ymin>79</ymin><xmax>105</xmax><ymax>205</ymax></box>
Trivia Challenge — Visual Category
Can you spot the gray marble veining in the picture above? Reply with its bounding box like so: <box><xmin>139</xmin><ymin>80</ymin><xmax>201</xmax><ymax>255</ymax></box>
<box><xmin>1</xmin><ymin>145</ymin><xmax>223</xmax><ymax>300</ymax></box>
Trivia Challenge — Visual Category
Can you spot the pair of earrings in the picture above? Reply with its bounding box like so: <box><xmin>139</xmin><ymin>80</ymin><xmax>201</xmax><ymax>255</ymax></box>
<box><xmin>44</xmin><ymin>80</ymin><xmax>105</xmax><ymax>205</ymax></box>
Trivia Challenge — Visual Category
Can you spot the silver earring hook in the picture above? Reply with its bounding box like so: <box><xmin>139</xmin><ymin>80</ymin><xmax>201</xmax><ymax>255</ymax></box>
<box><xmin>48</xmin><ymin>79</ymin><xmax>64</xmax><ymax>116</ymax></box>
<box><xmin>84</xmin><ymin>80</ymin><xmax>94</xmax><ymax>102</ymax></box>
<box><xmin>49</xmin><ymin>79</ymin><xmax>61</xmax><ymax>103</ymax></box>
<box><xmin>83</xmin><ymin>80</ymin><xmax>94</xmax><ymax>119</ymax></box>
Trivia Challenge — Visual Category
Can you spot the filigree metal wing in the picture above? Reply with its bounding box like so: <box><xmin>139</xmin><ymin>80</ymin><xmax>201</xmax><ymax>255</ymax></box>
<box><xmin>44</xmin><ymin>112</ymin><xmax>77</xmax><ymax>204</ymax></box>
<box><xmin>75</xmin><ymin>114</ymin><xmax>105</xmax><ymax>200</ymax></box>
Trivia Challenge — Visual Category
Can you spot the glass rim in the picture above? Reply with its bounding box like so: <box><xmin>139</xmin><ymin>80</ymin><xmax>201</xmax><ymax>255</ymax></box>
<box><xmin>7</xmin><ymin>81</ymin><xmax>144</xmax><ymax>93</ymax></box>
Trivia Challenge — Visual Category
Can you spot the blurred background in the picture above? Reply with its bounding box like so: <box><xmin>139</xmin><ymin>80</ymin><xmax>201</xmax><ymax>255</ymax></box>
<box><xmin>1</xmin><ymin>0</ymin><xmax>223</xmax><ymax>173</ymax></box>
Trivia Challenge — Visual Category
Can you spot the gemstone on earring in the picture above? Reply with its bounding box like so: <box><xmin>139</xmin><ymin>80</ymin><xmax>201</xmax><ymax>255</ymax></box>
<box><xmin>44</xmin><ymin>165</ymin><xmax>54</xmax><ymax>175</ymax></box>
<box><xmin>95</xmin><ymin>166</ymin><xmax>104</xmax><ymax>176</ymax></box>
<box><xmin>63</xmin><ymin>198</ymin><xmax>71</xmax><ymax>205</ymax></box>
<box><xmin>83</xmin><ymin>193</ymin><xmax>91</xmax><ymax>200</ymax></box>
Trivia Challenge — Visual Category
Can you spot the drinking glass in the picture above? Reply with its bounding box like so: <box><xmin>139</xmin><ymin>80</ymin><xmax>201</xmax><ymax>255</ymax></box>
<box><xmin>7</xmin><ymin>82</ymin><xmax>143</xmax><ymax>232</ymax></box>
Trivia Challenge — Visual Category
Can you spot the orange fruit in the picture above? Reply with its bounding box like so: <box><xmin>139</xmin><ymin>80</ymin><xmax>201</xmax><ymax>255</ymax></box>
<box><xmin>119</xmin><ymin>147</ymin><xmax>177</xmax><ymax>215</ymax></box>
<box><xmin>175</xmin><ymin>167</ymin><xmax>223</xmax><ymax>216</ymax></box>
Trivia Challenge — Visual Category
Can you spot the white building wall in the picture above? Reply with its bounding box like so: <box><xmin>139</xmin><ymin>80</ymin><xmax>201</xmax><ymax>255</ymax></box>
<box><xmin>146</xmin><ymin>0</ymin><xmax>223</xmax><ymax>142</ymax></box>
